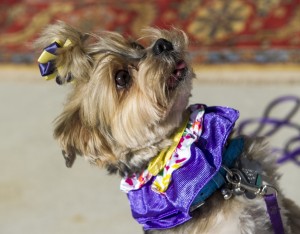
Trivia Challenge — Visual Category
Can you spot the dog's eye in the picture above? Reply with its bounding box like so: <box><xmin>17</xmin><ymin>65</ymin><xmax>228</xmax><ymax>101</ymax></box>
<box><xmin>131</xmin><ymin>42</ymin><xmax>144</xmax><ymax>50</ymax></box>
<box><xmin>115</xmin><ymin>70</ymin><xmax>131</xmax><ymax>89</ymax></box>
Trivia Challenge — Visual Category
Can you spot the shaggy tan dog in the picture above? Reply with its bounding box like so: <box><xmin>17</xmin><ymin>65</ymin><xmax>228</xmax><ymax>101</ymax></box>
<box><xmin>36</xmin><ymin>22</ymin><xmax>300</xmax><ymax>233</ymax></box>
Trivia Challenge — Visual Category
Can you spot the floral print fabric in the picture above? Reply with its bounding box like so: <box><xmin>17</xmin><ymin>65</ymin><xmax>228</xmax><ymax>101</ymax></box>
<box><xmin>120</xmin><ymin>104</ymin><xmax>205</xmax><ymax>194</ymax></box>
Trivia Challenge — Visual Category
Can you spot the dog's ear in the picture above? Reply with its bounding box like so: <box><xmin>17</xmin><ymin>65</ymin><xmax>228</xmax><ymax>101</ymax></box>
<box><xmin>35</xmin><ymin>21</ymin><xmax>92</xmax><ymax>84</ymax></box>
<box><xmin>54</xmin><ymin>100</ymin><xmax>82</xmax><ymax>168</ymax></box>
<box><xmin>53</xmin><ymin>92</ymin><xmax>117</xmax><ymax>168</ymax></box>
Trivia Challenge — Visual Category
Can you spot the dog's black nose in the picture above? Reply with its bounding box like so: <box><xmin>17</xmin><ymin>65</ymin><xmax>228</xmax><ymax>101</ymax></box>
<box><xmin>152</xmin><ymin>38</ymin><xmax>173</xmax><ymax>55</ymax></box>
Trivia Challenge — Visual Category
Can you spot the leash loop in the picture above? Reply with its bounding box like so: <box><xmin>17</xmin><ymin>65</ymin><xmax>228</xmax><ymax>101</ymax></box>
<box><xmin>259</xmin><ymin>184</ymin><xmax>278</xmax><ymax>197</ymax></box>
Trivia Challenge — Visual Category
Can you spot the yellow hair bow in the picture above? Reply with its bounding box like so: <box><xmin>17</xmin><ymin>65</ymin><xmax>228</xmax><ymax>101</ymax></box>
<box><xmin>38</xmin><ymin>39</ymin><xmax>72</xmax><ymax>81</ymax></box>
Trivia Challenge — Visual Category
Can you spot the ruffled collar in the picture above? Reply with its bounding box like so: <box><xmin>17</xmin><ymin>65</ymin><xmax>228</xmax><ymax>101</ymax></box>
<box><xmin>121</xmin><ymin>104</ymin><xmax>239</xmax><ymax>230</ymax></box>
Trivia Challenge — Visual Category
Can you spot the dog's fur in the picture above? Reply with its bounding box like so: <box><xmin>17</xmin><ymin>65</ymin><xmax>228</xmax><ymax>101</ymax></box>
<box><xmin>36</xmin><ymin>21</ymin><xmax>300</xmax><ymax>233</ymax></box>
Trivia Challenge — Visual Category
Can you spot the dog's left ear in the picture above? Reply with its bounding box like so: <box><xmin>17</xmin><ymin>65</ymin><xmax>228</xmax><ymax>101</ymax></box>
<box><xmin>36</xmin><ymin>21</ymin><xmax>117</xmax><ymax>167</ymax></box>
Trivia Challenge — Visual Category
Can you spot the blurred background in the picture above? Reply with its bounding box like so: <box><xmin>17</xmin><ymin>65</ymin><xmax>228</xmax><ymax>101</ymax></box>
<box><xmin>0</xmin><ymin>0</ymin><xmax>299</xmax><ymax>233</ymax></box>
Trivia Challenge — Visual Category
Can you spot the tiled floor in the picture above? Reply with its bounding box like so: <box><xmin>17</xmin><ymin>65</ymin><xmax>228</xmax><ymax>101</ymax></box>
<box><xmin>0</xmin><ymin>70</ymin><xmax>299</xmax><ymax>234</ymax></box>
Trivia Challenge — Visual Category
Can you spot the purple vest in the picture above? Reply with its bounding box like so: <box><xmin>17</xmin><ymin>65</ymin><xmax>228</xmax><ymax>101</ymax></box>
<box><xmin>126</xmin><ymin>105</ymin><xmax>239</xmax><ymax>230</ymax></box>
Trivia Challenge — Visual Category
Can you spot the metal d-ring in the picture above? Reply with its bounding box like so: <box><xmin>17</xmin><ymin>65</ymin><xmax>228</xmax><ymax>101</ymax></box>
<box><xmin>224</xmin><ymin>168</ymin><xmax>242</xmax><ymax>186</ymax></box>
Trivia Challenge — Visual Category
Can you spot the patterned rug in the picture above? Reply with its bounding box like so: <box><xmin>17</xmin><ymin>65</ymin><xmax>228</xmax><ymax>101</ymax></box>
<box><xmin>1</xmin><ymin>0</ymin><xmax>300</xmax><ymax>65</ymax></box>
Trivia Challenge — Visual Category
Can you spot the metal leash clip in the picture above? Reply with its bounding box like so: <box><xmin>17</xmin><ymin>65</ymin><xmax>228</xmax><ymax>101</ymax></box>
<box><xmin>221</xmin><ymin>166</ymin><xmax>278</xmax><ymax>200</ymax></box>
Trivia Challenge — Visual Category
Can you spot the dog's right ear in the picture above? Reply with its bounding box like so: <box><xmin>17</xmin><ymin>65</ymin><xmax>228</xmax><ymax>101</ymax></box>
<box><xmin>54</xmin><ymin>103</ymin><xmax>84</xmax><ymax>168</ymax></box>
<box><xmin>53</xmin><ymin>103</ymin><xmax>83</xmax><ymax>168</ymax></box>
<box><xmin>35</xmin><ymin>21</ymin><xmax>92</xmax><ymax>84</ymax></box>
<box><xmin>53</xmin><ymin>95</ymin><xmax>117</xmax><ymax>168</ymax></box>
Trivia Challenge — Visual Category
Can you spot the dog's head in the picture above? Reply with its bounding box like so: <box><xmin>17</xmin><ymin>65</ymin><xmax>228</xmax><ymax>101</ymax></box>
<box><xmin>36</xmin><ymin>21</ymin><xmax>194</xmax><ymax>175</ymax></box>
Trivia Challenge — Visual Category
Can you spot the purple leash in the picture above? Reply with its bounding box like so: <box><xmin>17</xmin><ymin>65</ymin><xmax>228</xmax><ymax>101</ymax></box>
<box><xmin>264</xmin><ymin>194</ymin><xmax>285</xmax><ymax>234</ymax></box>
<box><xmin>237</xmin><ymin>95</ymin><xmax>300</xmax><ymax>165</ymax></box>
<box><xmin>237</xmin><ymin>95</ymin><xmax>300</xmax><ymax>234</ymax></box>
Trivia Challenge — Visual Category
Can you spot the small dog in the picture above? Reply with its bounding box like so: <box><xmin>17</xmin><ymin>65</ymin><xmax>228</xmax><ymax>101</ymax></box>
<box><xmin>36</xmin><ymin>21</ymin><xmax>300</xmax><ymax>233</ymax></box>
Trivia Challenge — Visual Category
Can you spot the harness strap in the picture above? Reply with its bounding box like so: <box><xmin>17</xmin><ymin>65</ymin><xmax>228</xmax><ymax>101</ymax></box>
<box><xmin>191</xmin><ymin>137</ymin><xmax>244</xmax><ymax>208</ymax></box>
<box><xmin>191</xmin><ymin>137</ymin><xmax>285</xmax><ymax>234</ymax></box>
